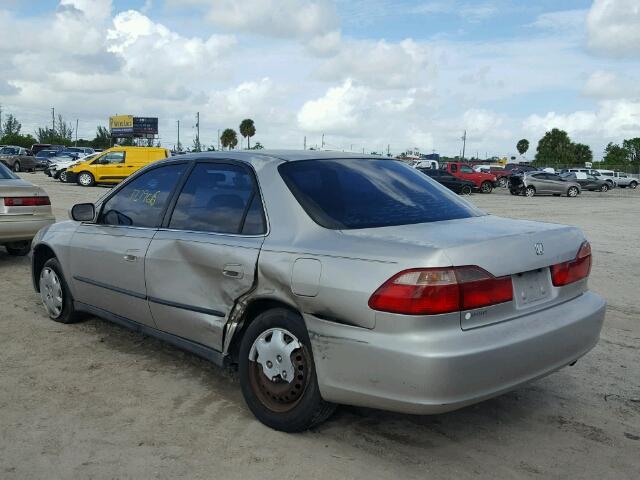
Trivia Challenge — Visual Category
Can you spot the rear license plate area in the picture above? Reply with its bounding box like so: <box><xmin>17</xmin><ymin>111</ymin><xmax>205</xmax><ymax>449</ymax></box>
<box><xmin>512</xmin><ymin>268</ymin><xmax>551</xmax><ymax>308</ymax></box>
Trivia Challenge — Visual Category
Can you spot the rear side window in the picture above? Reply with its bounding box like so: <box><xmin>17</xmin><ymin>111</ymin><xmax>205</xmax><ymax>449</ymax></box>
<box><xmin>279</xmin><ymin>159</ymin><xmax>481</xmax><ymax>230</ymax></box>
<box><xmin>169</xmin><ymin>163</ymin><xmax>266</xmax><ymax>235</ymax></box>
<box><xmin>450</xmin><ymin>164</ymin><xmax>458</xmax><ymax>173</ymax></box>
<box><xmin>100</xmin><ymin>164</ymin><xmax>187</xmax><ymax>227</ymax></box>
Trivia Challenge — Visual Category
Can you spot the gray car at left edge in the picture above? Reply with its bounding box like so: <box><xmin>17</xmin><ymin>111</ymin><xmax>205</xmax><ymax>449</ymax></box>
<box><xmin>30</xmin><ymin>150</ymin><xmax>606</xmax><ymax>431</ymax></box>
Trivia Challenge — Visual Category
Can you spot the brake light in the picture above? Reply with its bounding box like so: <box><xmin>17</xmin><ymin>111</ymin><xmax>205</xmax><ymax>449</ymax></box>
<box><xmin>551</xmin><ymin>241</ymin><xmax>591</xmax><ymax>286</ymax></box>
<box><xmin>3</xmin><ymin>196</ymin><xmax>51</xmax><ymax>206</ymax></box>
<box><xmin>368</xmin><ymin>266</ymin><xmax>513</xmax><ymax>315</ymax></box>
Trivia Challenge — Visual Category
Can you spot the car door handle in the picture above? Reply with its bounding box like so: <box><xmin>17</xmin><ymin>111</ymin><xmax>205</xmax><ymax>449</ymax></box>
<box><xmin>222</xmin><ymin>264</ymin><xmax>244</xmax><ymax>279</ymax></box>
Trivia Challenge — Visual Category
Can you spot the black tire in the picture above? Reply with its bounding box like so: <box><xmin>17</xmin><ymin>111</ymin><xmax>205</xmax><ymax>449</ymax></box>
<box><xmin>13</xmin><ymin>161</ymin><xmax>21</xmax><ymax>172</ymax></box>
<box><xmin>630</xmin><ymin>181</ymin><xmax>637</xmax><ymax>190</ymax></box>
<box><xmin>460</xmin><ymin>185</ymin><xmax>472</xmax><ymax>195</ymax></box>
<box><xmin>480</xmin><ymin>181</ymin><xmax>493</xmax><ymax>193</ymax></box>
<box><xmin>509</xmin><ymin>189</ymin><xmax>518</xmax><ymax>196</ymax></box>
<box><xmin>525</xmin><ymin>186</ymin><xmax>536</xmax><ymax>197</ymax></box>
<box><xmin>498</xmin><ymin>177</ymin><xmax>508</xmax><ymax>188</ymax></box>
<box><xmin>39</xmin><ymin>258</ymin><xmax>84</xmax><ymax>324</ymax></box>
<box><xmin>600</xmin><ymin>184</ymin><xmax>608</xmax><ymax>192</ymax></box>
<box><xmin>5</xmin><ymin>241</ymin><xmax>30</xmax><ymax>256</ymax></box>
<box><xmin>567</xmin><ymin>186</ymin><xmax>579</xmax><ymax>197</ymax></box>
<box><xmin>58</xmin><ymin>170</ymin><xmax>67</xmax><ymax>182</ymax></box>
<box><xmin>77</xmin><ymin>171</ymin><xmax>95</xmax><ymax>187</ymax></box>
<box><xmin>239</xmin><ymin>308</ymin><xmax>336</xmax><ymax>432</ymax></box>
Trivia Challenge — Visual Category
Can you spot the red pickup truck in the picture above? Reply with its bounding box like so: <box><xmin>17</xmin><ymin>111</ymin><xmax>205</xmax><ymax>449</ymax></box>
<box><xmin>441</xmin><ymin>162</ymin><xmax>497</xmax><ymax>193</ymax></box>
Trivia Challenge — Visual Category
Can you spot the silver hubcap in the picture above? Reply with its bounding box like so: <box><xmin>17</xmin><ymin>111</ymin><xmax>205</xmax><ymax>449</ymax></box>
<box><xmin>60</xmin><ymin>171</ymin><xmax>67</xmax><ymax>181</ymax></box>
<box><xmin>79</xmin><ymin>173</ymin><xmax>91</xmax><ymax>185</ymax></box>
<box><xmin>249</xmin><ymin>328</ymin><xmax>301</xmax><ymax>383</ymax></box>
<box><xmin>40</xmin><ymin>267</ymin><xmax>63</xmax><ymax>318</ymax></box>
<box><xmin>526</xmin><ymin>188</ymin><xmax>534</xmax><ymax>197</ymax></box>
<box><xmin>569</xmin><ymin>188</ymin><xmax>577</xmax><ymax>197</ymax></box>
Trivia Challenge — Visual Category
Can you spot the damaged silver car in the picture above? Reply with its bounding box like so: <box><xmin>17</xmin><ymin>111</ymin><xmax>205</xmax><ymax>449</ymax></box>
<box><xmin>31</xmin><ymin>151</ymin><xmax>606</xmax><ymax>431</ymax></box>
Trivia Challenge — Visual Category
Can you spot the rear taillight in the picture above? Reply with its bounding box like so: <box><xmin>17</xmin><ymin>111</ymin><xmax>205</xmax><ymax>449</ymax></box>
<box><xmin>551</xmin><ymin>241</ymin><xmax>591</xmax><ymax>286</ymax></box>
<box><xmin>368</xmin><ymin>266</ymin><xmax>513</xmax><ymax>315</ymax></box>
<box><xmin>2</xmin><ymin>196</ymin><xmax>51</xmax><ymax>206</ymax></box>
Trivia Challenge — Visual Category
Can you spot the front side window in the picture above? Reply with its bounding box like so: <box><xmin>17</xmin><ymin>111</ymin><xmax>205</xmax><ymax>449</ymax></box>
<box><xmin>100</xmin><ymin>164</ymin><xmax>187</xmax><ymax>227</ymax></box>
<box><xmin>279</xmin><ymin>159</ymin><xmax>482</xmax><ymax>230</ymax></box>
<box><xmin>460</xmin><ymin>165</ymin><xmax>473</xmax><ymax>173</ymax></box>
<box><xmin>99</xmin><ymin>152</ymin><xmax>125</xmax><ymax>164</ymax></box>
<box><xmin>169</xmin><ymin>163</ymin><xmax>266</xmax><ymax>235</ymax></box>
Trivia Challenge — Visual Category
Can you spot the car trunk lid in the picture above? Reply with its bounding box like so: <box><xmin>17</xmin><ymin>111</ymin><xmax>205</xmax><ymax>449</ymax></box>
<box><xmin>0</xmin><ymin>179</ymin><xmax>51</xmax><ymax>217</ymax></box>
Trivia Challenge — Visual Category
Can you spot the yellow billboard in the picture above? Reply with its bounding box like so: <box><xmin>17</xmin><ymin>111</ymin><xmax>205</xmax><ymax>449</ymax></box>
<box><xmin>109</xmin><ymin>115</ymin><xmax>134</xmax><ymax>134</ymax></box>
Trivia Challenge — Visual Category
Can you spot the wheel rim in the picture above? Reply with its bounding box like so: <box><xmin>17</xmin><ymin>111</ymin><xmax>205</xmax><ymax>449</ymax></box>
<box><xmin>569</xmin><ymin>187</ymin><xmax>578</xmax><ymax>197</ymax></box>
<box><xmin>462</xmin><ymin>186</ymin><xmax>472</xmax><ymax>195</ymax></box>
<box><xmin>526</xmin><ymin>188</ymin><xmax>535</xmax><ymax>197</ymax></box>
<box><xmin>13</xmin><ymin>162</ymin><xmax>20</xmax><ymax>172</ymax></box>
<box><xmin>482</xmin><ymin>183</ymin><xmax>491</xmax><ymax>193</ymax></box>
<box><xmin>79</xmin><ymin>173</ymin><xmax>91</xmax><ymax>186</ymax></box>
<box><xmin>499</xmin><ymin>178</ymin><xmax>507</xmax><ymax>187</ymax></box>
<box><xmin>40</xmin><ymin>267</ymin><xmax>63</xmax><ymax>318</ymax></box>
<box><xmin>602</xmin><ymin>185</ymin><xmax>607</xmax><ymax>192</ymax></box>
<box><xmin>631</xmin><ymin>183</ymin><xmax>637</xmax><ymax>189</ymax></box>
<box><xmin>248</xmin><ymin>328</ymin><xmax>310</xmax><ymax>413</ymax></box>
<box><xmin>60</xmin><ymin>171</ymin><xmax>67</xmax><ymax>182</ymax></box>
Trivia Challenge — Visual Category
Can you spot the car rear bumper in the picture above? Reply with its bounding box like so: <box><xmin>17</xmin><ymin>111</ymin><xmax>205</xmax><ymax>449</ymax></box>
<box><xmin>0</xmin><ymin>216</ymin><xmax>56</xmax><ymax>243</ymax></box>
<box><xmin>306</xmin><ymin>291</ymin><xmax>605</xmax><ymax>414</ymax></box>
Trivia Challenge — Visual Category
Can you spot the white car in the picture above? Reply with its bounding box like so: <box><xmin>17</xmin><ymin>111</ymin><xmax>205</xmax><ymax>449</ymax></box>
<box><xmin>49</xmin><ymin>153</ymin><xmax>98</xmax><ymax>182</ymax></box>
<box><xmin>611</xmin><ymin>172</ymin><xmax>638</xmax><ymax>189</ymax></box>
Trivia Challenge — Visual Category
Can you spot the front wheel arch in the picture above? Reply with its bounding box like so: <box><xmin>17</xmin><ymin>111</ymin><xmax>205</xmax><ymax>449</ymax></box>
<box><xmin>32</xmin><ymin>244</ymin><xmax>57</xmax><ymax>292</ymax></box>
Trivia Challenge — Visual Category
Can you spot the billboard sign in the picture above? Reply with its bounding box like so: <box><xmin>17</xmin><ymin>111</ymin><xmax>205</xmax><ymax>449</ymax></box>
<box><xmin>109</xmin><ymin>115</ymin><xmax>134</xmax><ymax>135</ymax></box>
<box><xmin>133</xmin><ymin>117</ymin><xmax>158</xmax><ymax>136</ymax></box>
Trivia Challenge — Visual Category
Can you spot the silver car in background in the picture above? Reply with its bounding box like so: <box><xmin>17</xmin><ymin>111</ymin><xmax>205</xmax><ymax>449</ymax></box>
<box><xmin>31</xmin><ymin>151</ymin><xmax>605</xmax><ymax>431</ymax></box>
<box><xmin>0</xmin><ymin>162</ymin><xmax>55</xmax><ymax>255</ymax></box>
<box><xmin>510</xmin><ymin>171</ymin><xmax>582</xmax><ymax>197</ymax></box>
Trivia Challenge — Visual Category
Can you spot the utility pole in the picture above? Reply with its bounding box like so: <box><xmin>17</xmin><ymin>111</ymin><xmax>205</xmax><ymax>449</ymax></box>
<box><xmin>321</xmin><ymin>133</ymin><xmax>325</xmax><ymax>149</ymax></box>
<box><xmin>217</xmin><ymin>129</ymin><xmax>220</xmax><ymax>151</ymax></box>
<box><xmin>75</xmin><ymin>119</ymin><xmax>78</xmax><ymax>146</ymax></box>
<box><xmin>0</xmin><ymin>104</ymin><xmax>3</xmax><ymax>137</ymax></box>
<box><xmin>195</xmin><ymin>112</ymin><xmax>200</xmax><ymax>151</ymax></box>
<box><xmin>387</xmin><ymin>144</ymin><xmax>390</xmax><ymax>157</ymax></box>
<box><xmin>176</xmin><ymin>120</ymin><xmax>180</xmax><ymax>151</ymax></box>
<box><xmin>51</xmin><ymin>107</ymin><xmax>55</xmax><ymax>133</ymax></box>
<box><xmin>303</xmin><ymin>136</ymin><xmax>306</xmax><ymax>150</ymax></box>
<box><xmin>461</xmin><ymin>130</ymin><xmax>467</xmax><ymax>160</ymax></box>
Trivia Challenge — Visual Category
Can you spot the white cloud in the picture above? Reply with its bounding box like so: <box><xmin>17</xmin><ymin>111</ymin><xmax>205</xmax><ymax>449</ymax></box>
<box><xmin>410</xmin><ymin>1</ymin><xmax>498</xmax><ymax>22</ymax></box>
<box><xmin>530</xmin><ymin>9</ymin><xmax>587</xmax><ymax>31</ymax></box>
<box><xmin>297</xmin><ymin>79</ymin><xmax>370</xmax><ymax>133</ymax></box>
<box><xmin>583</xmin><ymin>71</ymin><xmax>640</xmax><ymax>99</ymax></box>
<box><xmin>587</xmin><ymin>0</ymin><xmax>640</xmax><ymax>57</ymax></box>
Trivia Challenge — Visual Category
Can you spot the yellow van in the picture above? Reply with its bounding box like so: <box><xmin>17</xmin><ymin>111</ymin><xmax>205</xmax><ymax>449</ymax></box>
<box><xmin>66</xmin><ymin>146</ymin><xmax>171</xmax><ymax>187</ymax></box>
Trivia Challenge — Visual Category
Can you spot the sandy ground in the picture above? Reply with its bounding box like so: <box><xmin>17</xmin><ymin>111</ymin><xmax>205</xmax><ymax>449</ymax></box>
<box><xmin>1</xmin><ymin>172</ymin><xmax>638</xmax><ymax>479</ymax></box>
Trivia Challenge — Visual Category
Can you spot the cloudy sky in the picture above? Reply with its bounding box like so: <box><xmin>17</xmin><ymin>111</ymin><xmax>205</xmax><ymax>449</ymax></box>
<box><xmin>0</xmin><ymin>0</ymin><xmax>638</xmax><ymax>158</ymax></box>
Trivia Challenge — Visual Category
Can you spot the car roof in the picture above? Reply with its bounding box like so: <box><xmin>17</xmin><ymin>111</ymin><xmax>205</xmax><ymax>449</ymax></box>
<box><xmin>167</xmin><ymin>149</ymin><xmax>389</xmax><ymax>165</ymax></box>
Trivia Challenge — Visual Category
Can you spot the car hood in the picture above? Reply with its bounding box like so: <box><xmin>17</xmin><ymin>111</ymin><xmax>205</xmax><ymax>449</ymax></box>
<box><xmin>337</xmin><ymin>215</ymin><xmax>585</xmax><ymax>277</ymax></box>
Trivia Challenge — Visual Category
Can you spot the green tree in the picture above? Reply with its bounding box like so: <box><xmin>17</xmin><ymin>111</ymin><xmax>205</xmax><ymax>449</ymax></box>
<box><xmin>572</xmin><ymin>143</ymin><xmax>593</xmax><ymax>165</ymax></box>
<box><xmin>92</xmin><ymin>126</ymin><xmax>112</xmax><ymax>149</ymax></box>
<box><xmin>622</xmin><ymin>138</ymin><xmax>640</xmax><ymax>165</ymax></box>
<box><xmin>602</xmin><ymin>142</ymin><xmax>628</xmax><ymax>165</ymax></box>
<box><xmin>516</xmin><ymin>138</ymin><xmax>529</xmax><ymax>156</ymax></box>
<box><xmin>2</xmin><ymin>114</ymin><xmax>21</xmax><ymax>136</ymax></box>
<box><xmin>220</xmin><ymin>128</ymin><xmax>238</xmax><ymax>150</ymax></box>
<box><xmin>55</xmin><ymin>114</ymin><xmax>74</xmax><ymax>141</ymax></box>
<box><xmin>250</xmin><ymin>141</ymin><xmax>264</xmax><ymax>150</ymax></box>
<box><xmin>0</xmin><ymin>133</ymin><xmax>37</xmax><ymax>148</ymax></box>
<box><xmin>239</xmin><ymin>118</ymin><xmax>256</xmax><ymax>149</ymax></box>
<box><xmin>534</xmin><ymin>128</ymin><xmax>573</xmax><ymax>167</ymax></box>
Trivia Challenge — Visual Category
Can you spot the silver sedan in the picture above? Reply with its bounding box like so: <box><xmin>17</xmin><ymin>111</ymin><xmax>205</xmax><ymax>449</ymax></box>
<box><xmin>31</xmin><ymin>151</ymin><xmax>605</xmax><ymax>431</ymax></box>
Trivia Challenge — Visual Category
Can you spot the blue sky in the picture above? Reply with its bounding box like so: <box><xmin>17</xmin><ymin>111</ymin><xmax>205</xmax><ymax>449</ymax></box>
<box><xmin>0</xmin><ymin>0</ymin><xmax>638</xmax><ymax>158</ymax></box>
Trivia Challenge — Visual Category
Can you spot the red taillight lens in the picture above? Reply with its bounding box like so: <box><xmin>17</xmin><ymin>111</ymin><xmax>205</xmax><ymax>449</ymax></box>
<box><xmin>3</xmin><ymin>196</ymin><xmax>51</xmax><ymax>206</ymax></box>
<box><xmin>551</xmin><ymin>241</ymin><xmax>591</xmax><ymax>286</ymax></box>
<box><xmin>368</xmin><ymin>266</ymin><xmax>513</xmax><ymax>315</ymax></box>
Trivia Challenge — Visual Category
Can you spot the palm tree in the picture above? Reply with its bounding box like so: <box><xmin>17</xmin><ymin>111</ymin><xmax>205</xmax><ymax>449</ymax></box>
<box><xmin>239</xmin><ymin>119</ymin><xmax>256</xmax><ymax>149</ymax></box>
<box><xmin>220</xmin><ymin>128</ymin><xmax>238</xmax><ymax>150</ymax></box>
<box><xmin>516</xmin><ymin>139</ymin><xmax>529</xmax><ymax>156</ymax></box>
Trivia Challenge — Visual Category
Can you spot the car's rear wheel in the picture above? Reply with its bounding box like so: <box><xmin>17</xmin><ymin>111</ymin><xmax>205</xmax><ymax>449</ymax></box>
<box><xmin>239</xmin><ymin>308</ymin><xmax>336</xmax><ymax>432</ymax></box>
<box><xmin>460</xmin><ymin>185</ymin><xmax>472</xmax><ymax>195</ymax></box>
<box><xmin>78</xmin><ymin>171</ymin><xmax>95</xmax><ymax>187</ymax></box>
<box><xmin>480</xmin><ymin>181</ymin><xmax>493</xmax><ymax>193</ymax></box>
<box><xmin>498</xmin><ymin>177</ymin><xmax>508</xmax><ymax>188</ymax></box>
<box><xmin>568</xmin><ymin>186</ymin><xmax>579</xmax><ymax>197</ymax></box>
<box><xmin>13</xmin><ymin>161</ymin><xmax>21</xmax><ymax>172</ymax></box>
<box><xmin>39</xmin><ymin>258</ymin><xmax>83</xmax><ymax>323</ymax></box>
<box><xmin>630</xmin><ymin>181</ymin><xmax>638</xmax><ymax>189</ymax></box>
<box><xmin>600</xmin><ymin>184</ymin><xmax>609</xmax><ymax>192</ymax></box>
<box><xmin>5</xmin><ymin>241</ymin><xmax>30</xmax><ymax>256</ymax></box>
<box><xmin>525</xmin><ymin>186</ymin><xmax>536</xmax><ymax>197</ymax></box>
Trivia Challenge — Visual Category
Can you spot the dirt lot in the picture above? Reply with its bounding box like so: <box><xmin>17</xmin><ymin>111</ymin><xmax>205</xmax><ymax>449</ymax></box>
<box><xmin>1</xmin><ymin>173</ymin><xmax>638</xmax><ymax>479</ymax></box>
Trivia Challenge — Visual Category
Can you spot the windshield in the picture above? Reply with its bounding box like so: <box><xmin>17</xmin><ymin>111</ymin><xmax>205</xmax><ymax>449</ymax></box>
<box><xmin>279</xmin><ymin>159</ymin><xmax>482</xmax><ymax>230</ymax></box>
<box><xmin>0</xmin><ymin>162</ymin><xmax>17</xmax><ymax>179</ymax></box>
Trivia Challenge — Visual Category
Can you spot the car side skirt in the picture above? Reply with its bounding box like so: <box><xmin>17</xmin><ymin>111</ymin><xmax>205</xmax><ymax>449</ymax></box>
<box><xmin>75</xmin><ymin>301</ymin><xmax>228</xmax><ymax>368</ymax></box>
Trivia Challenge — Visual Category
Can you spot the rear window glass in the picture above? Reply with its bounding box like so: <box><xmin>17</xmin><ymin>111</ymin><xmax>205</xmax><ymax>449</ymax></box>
<box><xmin>0</xmin><ymin>162</ymin><xmax>17</xmax><ymax>179</ymax></box>
<box><xmin>279</xmin><ymin>159</ymin><xmax>482</xmax><ymax>230</ymax></box>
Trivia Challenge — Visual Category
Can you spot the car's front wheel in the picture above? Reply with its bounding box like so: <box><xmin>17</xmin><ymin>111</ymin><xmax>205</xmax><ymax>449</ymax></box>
<box><xmin>525</xmin><ymin>186</ymin><xmax>536</xmax><ymax>197</ymax></box>
<box><xmin>600</xmin><ymin>183</ymin><xmax>609</xmax><ymax>192</ymax></box>
<box><xmin>567</xmin><ymin>186</ymin><xmax>579</xmax><ymax>197</ymax></box>
<box><xmin>239</xmin><ymin>308</ymin><xmax>336</xmax><ymax>432</ymax></box>
<box><xmin>630</xmin><ymin>181</ymin><xmax>638</xmax><ymax>189</ymax></box>
<box><xmin>58</xmin><ymin>170</ymin><xmax>68</xmax><ymax>182</ymax></box>
<box><xmin>39</xmin><ymin>258</ymin><xmax>83</xmax><ymax>323</ymax></box>
<box><xmin>77</xmin><ymin>171</ymin><xmax>95</xmax><ymax>187</ymax></box>
<box><xmin>13</xmin><ymin>161</ymin><xmax>21</xmax><ymax>172</ymax></box>
<box><xmin>498</xmin><ymin>177</ymin><xmax>508</xmax><ymax>188</ymax></box>
<box><xmin>460</xmin><ymin>185</ymin><xmax>472</xmax><ymax>195</ymax></box>
<box><xmin>480</xmin><ymin>181</ymin><xmax>493</xmax><ymax>193</ymax></box>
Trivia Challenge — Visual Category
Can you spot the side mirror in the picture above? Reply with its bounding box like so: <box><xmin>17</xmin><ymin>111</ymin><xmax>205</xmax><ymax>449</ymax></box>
<box><xmin>70</xmin><ymin>203</ymin><xmax>96</xmax><ymax>222</ymax></box>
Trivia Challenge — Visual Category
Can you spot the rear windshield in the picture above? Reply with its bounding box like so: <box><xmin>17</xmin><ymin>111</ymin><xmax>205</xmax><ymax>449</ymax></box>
<box><xmin>0</xmin><ymin>162</ymin><xmax>17</xmax><ymax>179</ymax></box>
<box><xmin>279</xmin><ymin>159</ymin><xmax>482</xmax><ymax>230</ymax></box>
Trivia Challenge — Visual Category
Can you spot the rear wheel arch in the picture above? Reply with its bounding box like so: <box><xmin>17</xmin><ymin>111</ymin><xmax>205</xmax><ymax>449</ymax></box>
<box><xmin>228</xmin><ymin>298</ymin><xmax>303</xmax><ymax>365</ymax></box>
<box><xmin>32</xmin><ymin>244</ymin><xmax>57</xmax><ymax>292</ymax></box>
